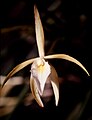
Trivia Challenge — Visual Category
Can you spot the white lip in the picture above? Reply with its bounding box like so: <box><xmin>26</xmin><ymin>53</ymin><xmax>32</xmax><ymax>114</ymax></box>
<box><xmin>31</xmin><ymin>58</ymin><xmax>51</xmax><ymax>95</ymax></box>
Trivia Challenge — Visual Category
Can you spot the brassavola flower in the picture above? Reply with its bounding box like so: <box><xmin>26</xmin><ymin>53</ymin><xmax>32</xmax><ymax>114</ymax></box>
<box><xmin>2</xmin><ymin>5</ymin><xmax>90</xmax><ymax>107</ymax></box>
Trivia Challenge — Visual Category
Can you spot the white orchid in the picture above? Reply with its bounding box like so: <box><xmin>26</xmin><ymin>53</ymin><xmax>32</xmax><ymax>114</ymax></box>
<box><xmin>2</xmin><ymin>5</ymin><xmax>90</xmax><ymax>107</ymax></box>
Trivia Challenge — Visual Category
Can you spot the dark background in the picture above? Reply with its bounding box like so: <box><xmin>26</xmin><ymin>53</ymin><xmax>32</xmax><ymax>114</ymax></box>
<box><xmin>0</xmin><ymin>0</ymin><xmax>92</xmax><ymax>120</ymax></box>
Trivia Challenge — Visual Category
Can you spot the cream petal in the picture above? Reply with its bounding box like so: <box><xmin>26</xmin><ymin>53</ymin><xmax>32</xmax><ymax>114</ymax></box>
<box><xmin>2</xmin><ymin>58</ymin><xmax>36</xmax><ymax>87</ymax></box>
<box><xmin>30</xmin><ymin>75</ymin><xmax>44</xmax><ymax>107</ymax></box>
<box><xmin>50</xmin><ymin>65</ymin><xmax>59</xmax><ymax>106</ymax></box>
<box><xmin>34</xmin><ymin>5</ymin><xmax>45</xmax><ymax>57</ymax></box>
<box><xmin>44</xmin><ymin>54</ymin><xmax>90</xmax><ymax>76</ymax></box>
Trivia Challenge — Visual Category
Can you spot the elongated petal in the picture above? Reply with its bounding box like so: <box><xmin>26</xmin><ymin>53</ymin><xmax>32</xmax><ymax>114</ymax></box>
<box><xmin>2</xmin><ymin>58</ymin><xmax>36</xmax><ymax>87</ymax></box>
<box><xmin>31</xmin><ymin>58</ymin><xmax>51</xmax><ymax>95</ymax></box>
<box><xmin>34</xmin><ymin>5</ymin><xmax>45</xmax><ymax>57</ymax></box>
<box><xmin>30</xmin><ymin>75</ymin><xmax>44</xmax><ymax>107</ymax></box>
<box><xmin>44</xmin><ymin>54</ymin><xmax>90</xmax><ymax>76</ymax></box>
<box><xmin>50</xmin><ymin>65</ymin><xmax>59</xmax><ymax>106</ymax></box>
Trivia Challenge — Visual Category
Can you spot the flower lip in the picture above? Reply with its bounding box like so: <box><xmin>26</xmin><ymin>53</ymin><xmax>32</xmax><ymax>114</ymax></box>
<box><xmin>30</xmin><ymin>58</ymin><xmax>51</xmax><ymax>95</ymax></box>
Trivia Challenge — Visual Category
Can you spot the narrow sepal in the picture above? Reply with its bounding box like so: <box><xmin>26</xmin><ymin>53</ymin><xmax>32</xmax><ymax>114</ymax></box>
<box><xmin>34</xmin><ymin>5</ymin><xmax>45</xmax><ymax>57</ymax></box>
<box><xmin>44</xmin><ymin>54</ymin><xmax>90</xmax><ymax>76</ymax></box>
<box><xmin>2</xmin><ymin>58</ymin><xmax>35</xmax><ymax>87</ymax></box>
<box><xmin>50</xmin><ymin>65</ymin><xmax>59</xmax><ymax>106</ymax></box>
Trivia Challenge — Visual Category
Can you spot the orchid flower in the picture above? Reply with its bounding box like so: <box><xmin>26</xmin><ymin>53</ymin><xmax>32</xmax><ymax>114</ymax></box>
<box><xmin>2</xmin><ymin>5</ymin><xmax>90</xmax><ymax>107</ymax></box>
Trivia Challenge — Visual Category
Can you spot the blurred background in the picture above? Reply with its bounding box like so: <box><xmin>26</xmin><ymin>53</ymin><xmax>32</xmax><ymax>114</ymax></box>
<box><xmin>0</xmin><ymin>0</ymin><xmax>92</xmax><ymax>120</ymax></box>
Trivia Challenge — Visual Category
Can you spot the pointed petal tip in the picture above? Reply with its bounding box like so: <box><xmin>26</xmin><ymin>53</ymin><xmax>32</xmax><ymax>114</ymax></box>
<box><xmin>40</xmin><ymin>104</ymin><xmax>44</xmax><ymax>107</ymax></box>
<box><xmin>55</xmin><ymin>102</ymin><xmax>59</xmax><ymax>106</ymax></box>
<box><xmin>87</xmin><ymin>73</ymin><xmax>90</xmax><ymax>76</ymax></box>
<box><xmin>34</xmin><ymin>5</ymin><xmax>36</xmax><ymax>12</ymax></box>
